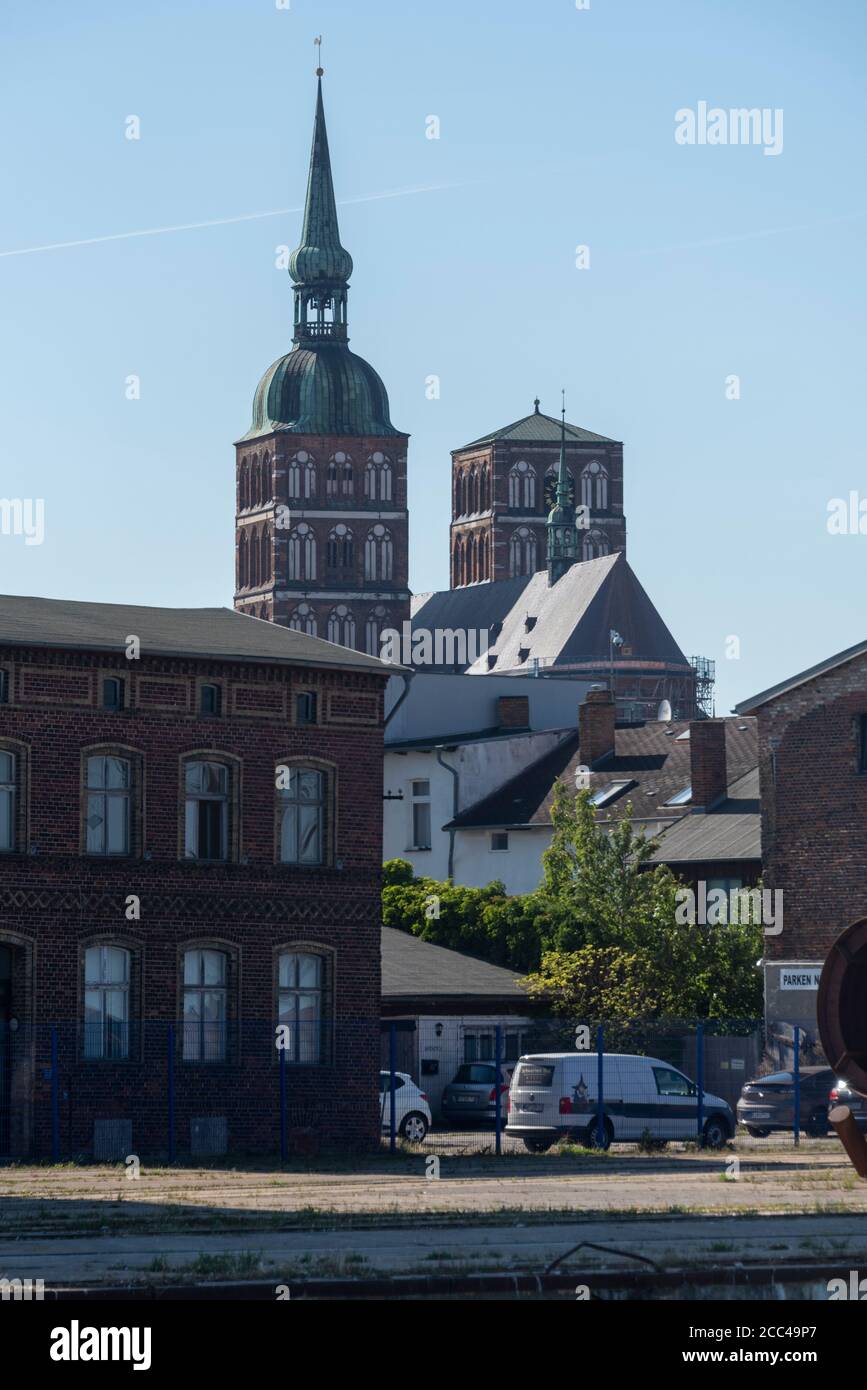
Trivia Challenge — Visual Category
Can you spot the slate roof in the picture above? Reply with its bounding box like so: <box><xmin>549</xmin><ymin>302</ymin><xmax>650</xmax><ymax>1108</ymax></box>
<box><xmin>736</xmin><ymin>638</ymin><xmax>867</xmax><ymax>714</ymax></box>
<box><xmin>0</xmin><ymin>594</ymin><xmax>396</xmax><ymax>675</ymax></box>
<box><xmin>459</xmin><ymin>408</ymin><xmax>617</xmax><ymax>451</ymax></box>
<box><xmin>445</xmin><ymin>718</ymin><xmax>759</xmax><ymax>831</ymax></box>
<box><xmin>381</xmin><ymin>927</ymin><xmax>526</xmax><ymax>1002</ymax></box>
<box><xmin>649</xmin><ymin>768</ymin><xmax>761</xmax><ymax>865</ymax></box>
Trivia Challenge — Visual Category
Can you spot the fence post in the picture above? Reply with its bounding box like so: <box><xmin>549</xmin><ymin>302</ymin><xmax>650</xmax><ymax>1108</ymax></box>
<box><xmin>495</xmin><ymin>1025</ymin><xmax>503</xmax><ymax>1156</ymax></box>
<box><xmin>389</xmin><ymin>1022</ymin><xmax>397</xmax><ymax>1154</ymax></box>
<box><xmin>50</xmin><ymin>1026</ymin><xmax>59</xmax><ymax>1161</ymax></box>
<box><xmin>793</xmin><ymin>1025</ymin><xmax>801</xmax><ymax>1147</ymax></box>
<box><xmin>167</xmin><ymin>1023</ymin><xmax>175</xmax><ymax>1164</ymax></box>
<box><xmin>696</xmin><ymin>1022</ymin><xmax>705</xmax><ymax>1145</ymax></box>
<box><xmin>596</xmin><ymin>1023</ymin><xmax>604</xmax><ymax>1148</ymax></box>
<box><xmin>279</xmin><ymin>1036</ymin><xmax>288</xmax><ymax>1161</ymax></box>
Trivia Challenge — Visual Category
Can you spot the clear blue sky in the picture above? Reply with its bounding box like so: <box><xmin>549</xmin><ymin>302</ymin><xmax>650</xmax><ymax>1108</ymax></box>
<box><xmin>1</xmin><ymin>0</ymin><xmax>865</xmax><ymax>714</ymax></box>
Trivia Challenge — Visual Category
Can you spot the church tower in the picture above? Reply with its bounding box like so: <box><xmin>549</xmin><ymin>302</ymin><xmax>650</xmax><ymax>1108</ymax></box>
<box><xmin>234</xmin><ymin>72</ymin><xmax>410</xmax><ymax>656</ymax></box>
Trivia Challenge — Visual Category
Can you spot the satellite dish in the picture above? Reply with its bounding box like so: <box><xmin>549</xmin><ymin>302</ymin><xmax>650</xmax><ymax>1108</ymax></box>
<box><xmin>657</xmin><ymin>699</ymin><xmax>672</xmax><ymax>723</ymax></box>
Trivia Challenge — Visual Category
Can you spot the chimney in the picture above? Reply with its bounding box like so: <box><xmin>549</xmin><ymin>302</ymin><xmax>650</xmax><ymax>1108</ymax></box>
<box><xmin>689</xmin><ymin>720</ymin><xmax>728</xmax><ymax>810</ymax></box>
<box><xmin>497</xmin><ymin>695</ymin><xmax>530</xmax><ymax>730</ymax></box>
<box><xmin>578</xmin><ymin>687</ymin><xmax>616</xmax><ymax>767</ymax></box>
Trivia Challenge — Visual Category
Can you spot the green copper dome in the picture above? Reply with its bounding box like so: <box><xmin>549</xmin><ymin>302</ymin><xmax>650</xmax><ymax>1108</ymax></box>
<box><xmin>242</xmin><ymin>345</ymin><xmax>399</xmax><ymax>440</ymax></box>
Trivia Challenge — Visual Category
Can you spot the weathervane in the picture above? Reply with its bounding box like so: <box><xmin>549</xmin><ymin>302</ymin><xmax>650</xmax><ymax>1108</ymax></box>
<box><xmin>315</xmin><ymin>35</ymin><xmax>324</xmax><ymax>77</ymax></box>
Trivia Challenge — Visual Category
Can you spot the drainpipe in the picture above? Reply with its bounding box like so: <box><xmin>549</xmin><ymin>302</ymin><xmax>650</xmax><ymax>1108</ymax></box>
<box><xmin>435</xmin><ymin>746</ymin><xmax>459</xmax><ymax>881</ymax></box>
<box><xmin>384</xmin><ymin>671</ymin><xmax>414</xmax><ymax>730</ymax></box>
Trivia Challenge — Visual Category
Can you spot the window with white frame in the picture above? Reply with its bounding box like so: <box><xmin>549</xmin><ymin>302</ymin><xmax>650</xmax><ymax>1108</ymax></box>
<box><xmin>410</xmin><ymin>779</ymin><xmax>431</xmax><ymax>850</ymax></box>
<box><xmin>182</xmin><ymin>948</ymin><xmax>228</xmax><ymax>1061</ymax></box>
<box><xmin>83</xmin><ymin>945</ymin><xmax>130</xmax><ymax>1059</ymax></box>
<box><xmin>86</xmin><ymin>755</ymin><xmax>131</xmax><ymax>856</ymax></box>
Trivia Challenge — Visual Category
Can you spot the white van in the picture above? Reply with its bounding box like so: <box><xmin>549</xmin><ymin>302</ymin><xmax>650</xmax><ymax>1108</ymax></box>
<box><xmin>506</xmin><ymin>1052</ymin><xmax>733</xmax><ymax>1152</ymax></box>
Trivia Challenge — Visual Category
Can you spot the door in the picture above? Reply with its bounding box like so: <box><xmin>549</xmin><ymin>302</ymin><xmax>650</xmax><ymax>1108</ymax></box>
<box><xmin>650</xmin><ymin>1064</ymin><xmax>698</xmax><ymax>1139</ymax></box>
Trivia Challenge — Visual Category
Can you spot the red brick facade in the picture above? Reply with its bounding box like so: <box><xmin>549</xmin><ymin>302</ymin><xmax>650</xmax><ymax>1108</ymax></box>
<box><xmin>0</xmin><ymin>644</ymin><xmax>388</xmax><ymax>1158</ymax></box>
<box><xmin>450</xmin><ymin>435</ymin><xmax>626</xmax><ymax>588</ymax></box>
<box><xmin>234</xmin><ymin>431</ymin><xmax>410</xmax><ymax>656</ymax></box>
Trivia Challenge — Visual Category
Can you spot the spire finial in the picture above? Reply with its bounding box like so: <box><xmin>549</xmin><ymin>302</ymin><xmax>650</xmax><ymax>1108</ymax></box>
<box><xmin>534</xmin><ymin>396</ymin><xmax>540</xmax><ymax>414</ymax></box>
<box><xmin>315</xmin><ymin>35</ymin><xmax>324</xmax><ymax>77</ymax></box>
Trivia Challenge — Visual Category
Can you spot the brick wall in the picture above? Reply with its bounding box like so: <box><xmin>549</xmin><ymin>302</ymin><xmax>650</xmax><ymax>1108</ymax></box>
<box><xmin>0</xmin><ymin>644</ymin><xmax>388</xmax><ymax>1158</ymax></box>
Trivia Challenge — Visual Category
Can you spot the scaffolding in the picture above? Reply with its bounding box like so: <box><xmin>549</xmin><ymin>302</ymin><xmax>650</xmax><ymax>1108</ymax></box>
<box><xmin>690</xmin><ymin>655</ymin><xmax>716</xmax><ymax>718</ymax></box>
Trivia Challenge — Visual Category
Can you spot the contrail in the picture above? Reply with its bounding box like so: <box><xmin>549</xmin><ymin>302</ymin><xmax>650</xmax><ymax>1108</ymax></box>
<box><xmin>630</xmin><ymin>207</ymin><xmax>866</xmax><ymax>256</ymax></box>
<box><xmin>0</xmin><ymin>180</ymin><xmax>475</xmax><ymax>259</ymax></box>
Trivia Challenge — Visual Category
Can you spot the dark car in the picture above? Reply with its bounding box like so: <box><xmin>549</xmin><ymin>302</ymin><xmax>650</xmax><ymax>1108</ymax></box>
<box><xmin>829</xmin><ymin>1078</ymin><xmax>867</xmax><ymax>1132</ymax></box>
<box><xmin>736</xmin><ymin>1066</ymin><xmax>833</xmax><ymax>1138</ymax></box>
<box><xmin>440</xmin><ymin>1063</ymin><xmax>509</xmax><ymax>1127</ymax></box>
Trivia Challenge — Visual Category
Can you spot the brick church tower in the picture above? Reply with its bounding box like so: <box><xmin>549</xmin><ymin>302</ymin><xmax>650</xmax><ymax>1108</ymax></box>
<box><xmin>449</xmin><ymin>401</ymin><xmax>626</xmax><ymax>588</ymax></box>
<box><xmin>234</xmin><ymin>74</ymin><xmax>410</xmax><ymax>655</ymax></box>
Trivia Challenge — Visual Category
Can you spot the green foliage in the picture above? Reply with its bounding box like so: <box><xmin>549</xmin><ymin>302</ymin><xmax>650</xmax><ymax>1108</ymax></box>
<box><xmin>381</xmin><ymin>780</ymin><xmax>763</xmax><ymax>1021</ymax></box>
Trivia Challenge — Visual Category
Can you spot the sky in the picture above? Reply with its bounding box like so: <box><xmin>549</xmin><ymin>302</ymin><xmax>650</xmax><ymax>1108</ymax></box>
<box><xmin>0</xmin><ymin>0</ymin><xmax>865</xmax><ymax>715</ymax></box>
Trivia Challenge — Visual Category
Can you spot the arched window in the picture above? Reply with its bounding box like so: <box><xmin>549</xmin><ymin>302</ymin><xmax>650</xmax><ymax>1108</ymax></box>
<box><xmin>287</xmin><ymin>453</ymin><xmax>304</xmax><ymax>500</ymax></box>
<box><xmin>250</xmin><ymin>454</ymin><xmax>260</xmax><ymax>508</ymax></box>
<box><xmin>182</xmin><ymin>948</ymin><xmax>228</xmax><ymax>1061</ymax></box>
<box><xmin>277</xmin><ymin>950</ymin><xmax>329</xmax><ymax>1064</ymax></box>
<box><xmin>327</xmin><ymin>605</ymin><xmax>356</xmax><ymax>648</ymax></box>
<box><xmin>468</xmin><ymin>467</ymin><xmax>477</xmax><ymax>515</ymax></box>
<box><xmin>260</xmin><ymin>526</ymin><xmax>270</xmax><ymax>585</ymax></box>
<box><xmin>453</xmin><ymin>538</ymin><xmax>463</xmax><ymax>587</ymax></box>
<box><xmin>582</xmin><ymin>528</ymin><xmax>610</xmax><ymax>560</ymax></box>
<box><xmin>0</xmin><ymin>750</ymin><xmax>17</xmax><ymax>853</ymax></box>
<box><xmin>288</xmin><ymin>524</ymin><xmax>316</xmax><ymax>581</ymax></box>
<box><xmin>289</xmin><ymin>604</ymin><xmax>317</xmax><ymax>636</ymax></box>
<box><xmin>479</xmin><ymin>531</ymin><xmax>488</xmax><ymax>580</ymax></box>
<box><xmin>303</xmin><ymin>459</ymin><xmax>316</xmax><ymax>500</ymax></box>
<box><xmin>364</xmin><ymin>525</ymin><xmax>393</xmax><ymax>581</ymax></box>
<box><xmin>379</xmin><ymin>460</ymin><xmax>392</xmax><ymax>502</ymax></box>
<box><xmin>84</xmin><ymin>945</ymin><xmax>130</xmax><ymax>1059</ymax></box>
<box><xmin>238</xmin><ymin>531</ymin><xmax>248</xmax><ymax>588</ymax></box>
<box><xmin>341</xmin><ymin>456</ymin><xmax>354</xmax><ymax>497</ymax></box>
<box><xmin>364</xmin><ymin>460</ymin><xmax>377</xmax><ymax>501</ymax></box>
<box><xmin>250</xmin><ymin>528</ymin><xmax>261</xmax><ymax>589</ymax></box>
<box><xmin>278</xmin><ymin>766</ymin><xmax>326</xmax><ymax>865</ymax></box>
<box><xmin>509</xmin><ymin>527</ymin><xmax>537</xmax><ymax>577</ymax></box>
<box><xmin>184</xmin><ymin>761</ymin><xmax>230</xmax><ymax>862</ymax></box>
<box><xmin>460</xmin><ymin>472</ymin><xmax>468</xmax><ymax>516</ymax></box>
<box><xmin>85</xmin><ymin>754</ymin><xmax>131</xmax><ymax>856</ymax></box>
<box><xmin>326</xmin><ymin>458</ymin><xmax>338</xmax><ymax>498</ymax></box>
<box><xmin>239</xmin><ymin>461</ymin><xmax>249</xmax><ymax>511</ymax></box>
<box><xmin>260</xmin><ymin>453</ymin><xmax>271</xmax><ymax>505</ymax></box>
<box><xmin>581</xmin><ymin>460</ymin><xmax>609</xmax><ymax>511</ymax></box>
<box><xmin>326</xmin><ymin>524</ymin><xmax>354</xmax><ymax>571</ymax></box>
<box><xmin>365</xmin><ymin>606</ymin><xmax>388</xmax><ymax>656</ymax></box>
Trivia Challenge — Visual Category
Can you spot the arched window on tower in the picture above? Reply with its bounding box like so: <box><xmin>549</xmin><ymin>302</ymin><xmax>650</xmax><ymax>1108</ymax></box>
<box><xmin>288</xmin><ymin>452</ymin><xmax>306</xmax><ymax>501</ymax></box>
<box><xmin>452</xmin><ymin>538</ymin><xmax>462</xmax><ymax>587</ymax></box>
<box><xmin>260</xmin><ymin>527</ymin><xmax>270</xmax><ymax>584</ymax></box>
<box><xmin>341</xmin><ymin>455</ymin><xmax>354</xmax><ymax>498</ymax></box>
<box><xmin>250</xmin><ymin>527</ymin><xmax>261</xmax><ymax>588</ymax></box>
<box><xmin>288</xmin><ymin>524</ymin><xmax>317</xmax><ymax>581</ymax></box>
<box><xmin>581</xmin><ymin>461</ymin><xmax>609</xmax><ymax>511</ymax></box>
<box><xmin>303</xmin><ymin>458</ymin><xmax>316</xmax><ymax>500</ymax></box>
<box><xmin>239</xmin><ymin>461</ymin><xmax>250</xmax><ymax>511</ymax></box>
<box><xmin>509</xmin><ymin>527</ymin><xmax>537</xmax><ymax>577</ymax></box>
<box><xmin>364</xmin><ymin>526</ymin><xmax>393</xmax><ymax>581</ymax></box>
<box><xmin>459</xmin><ymin>472</ymin><xmax>468</xmax><ymax>517</ymax></box>
<box><xmin>365</xmin><ymin>606</ymin><xmax>389</xmax><ymax>657</ymax></box>
<box><xmin>582</xmin><ymin>528</ymin><xmax>609</xmax><ymax>561</ymax></box>
<box><xmin>260</xmin><ymin>454</ymin><xmax>271</xmax><ymax>505</ymax></box>
<box><xmin>289</xmin><ymin>604</ymin><xmax>317</xmax><ymax>635</ymax></box>
<box><xmin>379</xmin><ymin>459</ymin><xmax>392</xmax><ymax>502</ymax></box>
<box><xmin>326</xmin><ymin>458</ymin><xmax>338</xmax><ymax>498</ymax></box>
<box><xmin>479</xmin><ymin>531</ymin><xmax>488</xmax><ymax>580</ymax></box>
<box><xmin>250</xmin><ymin>454</ymin><xmax>260</xmax><ymax>508</ymax></box>
<box><xmin>364</xmin><ymin>460</ymin><xmax>376</xmax><ymax>501</ymax></box>
<box><xmin>509</xmin><ymin>461</ymin><xmax>536</xmax><ymax>511</ymax></box>
<box><xmin>327</xmin><ymin>605</ymin><xmax>356</xmax><ymax>648</ymax></box>
<box><xmin>238</xmin><ymin>530</ymin><xmax>248</xmax><ymax>588</ymax></box>
<box><xmin>326</xmin><ymin>524</ymin><xmax>354</xmax><ymax>572</ymax></box>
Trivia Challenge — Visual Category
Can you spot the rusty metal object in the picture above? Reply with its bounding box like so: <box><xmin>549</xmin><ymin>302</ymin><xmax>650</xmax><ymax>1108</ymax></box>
<box><xmin>829</xmin><ymin>1105</ymin><xmax>867</xmax><ymax>1178</ymax></box>
<box><xmin>817</xmin><ymin>917</ymin><xmax>867</xmax><ymax>1097</ymax></box>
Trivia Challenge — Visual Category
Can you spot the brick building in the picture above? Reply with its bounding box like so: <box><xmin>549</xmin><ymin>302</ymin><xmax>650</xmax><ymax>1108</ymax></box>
<box><xmin>234</xmin><ymin>75</ymin><xmax>410</xmax><ymax>655</ymax></box>
<box><xmin>737</xmin><ymin>640</ymin><xmax>867</xmax><ymax>1042</ymax></box>
<box><xmin>0</xmin><ymin>595</ymin><xmax>392</xmax><ymax>1158</ymax></box>
<box><xmin>450</xmin><ymin>401</ymin><xmax>626</xmax><ymax>587</ymax></box>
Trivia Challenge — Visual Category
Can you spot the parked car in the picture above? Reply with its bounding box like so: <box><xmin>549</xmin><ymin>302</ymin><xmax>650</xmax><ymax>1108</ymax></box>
<box><xmin>829</xmin><ymin>1077</ymin><xmax>867</xmax><ymax>1133</ymax></box>
<box><xmin>379</xmin><ymin>1070</ymin><xmax>431</xmax><ymax>1143</ymax></box>
<box><xmin>440</xmin><ymin>1062</ymin><xmax>510</xmax><ymax>1127</ymax></box>
<box><xmin>506</xmin><ymin>1052</ymin><xmax>733</xmax><ymax>1152</ymax></box>
<box><xmin>736</xmin><ymin>1066</ymin><xmax>833</xmax><ymax>1137</ymax></box>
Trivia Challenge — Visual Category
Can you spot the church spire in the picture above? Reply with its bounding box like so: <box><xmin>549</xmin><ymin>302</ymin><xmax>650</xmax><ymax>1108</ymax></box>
<box><xmin>547</xmin><ymin>392</ymin><xmax>579</xmax><ymax>585</ymax></box>
<box><xmin>289</xmin><ymin>71</ymin><xmax>354</xmax><ymax>346</ymax></box>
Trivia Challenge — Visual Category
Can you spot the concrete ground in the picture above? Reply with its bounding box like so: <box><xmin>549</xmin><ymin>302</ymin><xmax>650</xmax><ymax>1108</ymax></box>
<box><xmin>2</xmin><ymin>1138</ymin><xmax>867</xmax><ymax>1286</ymax></box>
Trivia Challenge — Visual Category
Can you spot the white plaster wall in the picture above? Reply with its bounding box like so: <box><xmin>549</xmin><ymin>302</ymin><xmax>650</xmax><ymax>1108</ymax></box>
<box><xmin>453</xmin><ymin>827</ymin><xmax>553</xmax><ymax>894</ymax></box>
